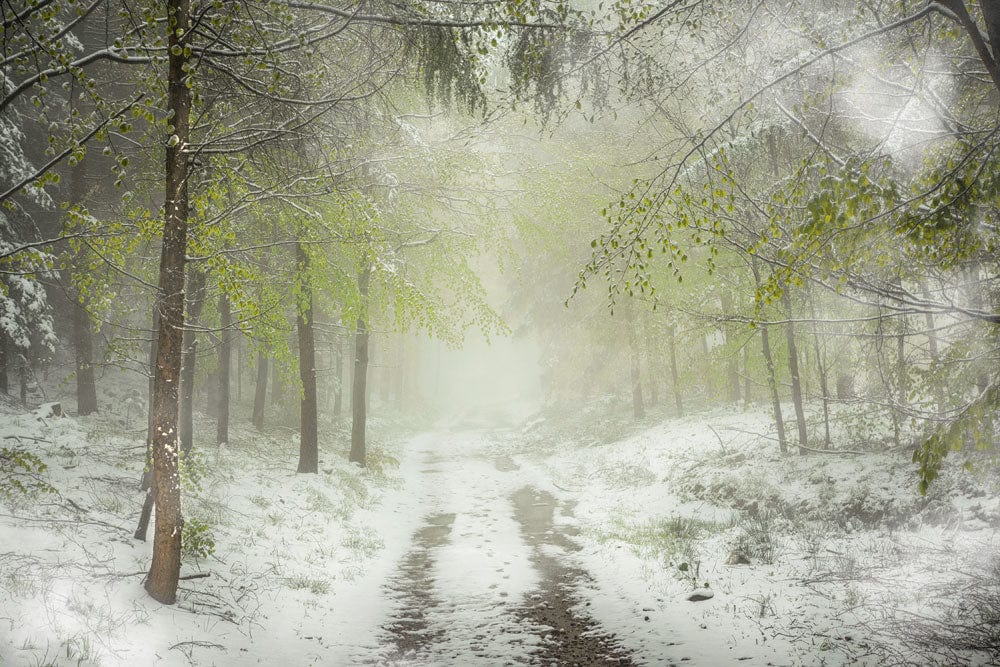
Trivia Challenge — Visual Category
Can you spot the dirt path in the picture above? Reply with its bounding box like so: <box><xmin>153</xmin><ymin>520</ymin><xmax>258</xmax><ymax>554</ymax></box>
<box><xmin>375</xmin><ymin>440</ymin><xmax>636</xmax><ymax>664</ymax></box>
<box><xmin>380</xmin><ymin>512</ymin><xmax>456</xmax><ymax>661</ymax></box>
<box><xmin>512</xmin><ymin>486</ymin><xmax>635</xmax><ymax>665</ymax></box>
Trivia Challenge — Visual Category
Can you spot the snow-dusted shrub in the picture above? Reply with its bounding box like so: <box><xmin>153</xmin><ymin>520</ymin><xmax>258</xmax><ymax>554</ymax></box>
<box><xmin>729</xmin><ymin>509</ymin><xmax>778</xmax><ymax>564</ymax></box>
<box><xmin>898</xmin><ymin>558</ymin><xmax>1000</xmax><ymax>664</ymax></box>
<box><xmin>360</xmin><ymin>444</ymin><xmax>400</xmax><ymax>478</ymax></box>
<box><xmin>601</xmin><ymin>515</ymin><xmax>722</xmax><ymax>575</ymax></box>
<box><xmin>600</xmin><ymin>461</ymin><xmax>657</xmax><ymax>489</ymax></box>
<box><xmin>283</xmin><ymin>576</ymin><xmax>330</xmax><ymax>595</ymax></box>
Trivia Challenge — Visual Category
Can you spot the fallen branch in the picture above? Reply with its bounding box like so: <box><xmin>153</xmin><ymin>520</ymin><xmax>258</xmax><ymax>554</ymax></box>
<box><xmin>707</xmin><ymin>425</ymin><xmax>729</xmax><ymax>455</ymax></box>
<box><xmin>169</xmin><ymin>640</ymin><xmax>224</xmax><ymax>651</ymax></box>
<box><xmin>179</xmin><ymin>572</ymin><xmax>211</xmax><ymax>581</ymax></box>
<box><xmin>796</xmin><ymin>443</ymin><xmax>867</xmax><ymax>456</ymax></box>
<box><xmin>3</xmin><ymin>434</ymin><xmax>51</xmax><ymax>442</ymax></box>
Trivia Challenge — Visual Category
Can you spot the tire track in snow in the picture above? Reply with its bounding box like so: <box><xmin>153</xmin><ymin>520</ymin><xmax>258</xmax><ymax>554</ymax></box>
<box><xmin>512</xmin><ymin>485</ymin><xmax>636</xmax><ymax>666</ymax></box>
<box><xmin>379</xmin><ymin>512</ymin><xmax>456</xmax><ymax>662</ymax></box>
<box><xmin>374</xmin><ymin>433</ymin><xmax>637</xmax><ymax>664</ymax></box>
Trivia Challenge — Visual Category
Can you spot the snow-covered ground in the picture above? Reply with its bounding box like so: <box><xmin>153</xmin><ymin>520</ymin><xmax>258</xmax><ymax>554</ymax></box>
<box><xmin>507</xmin><ymin>404</ymin><xmax>1000</xmax><ymax>666</ymax></box>
<box><xmin>1</xmin><ymin>396</ymin><xmax>998</xmax><ymax>665</ymax></box>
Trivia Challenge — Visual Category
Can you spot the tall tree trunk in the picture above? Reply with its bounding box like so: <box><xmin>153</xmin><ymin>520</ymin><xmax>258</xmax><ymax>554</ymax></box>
<box><xmin>236</xmin><ymin>335</ymin><xmax>242</xmax><ymax>402</ymax></box>
<box><xmin>179</xmin><ymin>266</ymin><xmax>206</xmax><ymax>456</ymax></box>
<box><xmin>628</xmin><ymin>307</ymin><xmax>645</xmax><ymax>419</ymax></box>
<box><xmin>783</xmin><ymin>291</ymin><xmax>808</xmax><ymax>454</ymax></box>
<box><xmin>699</xmin><ymin>330</ymin><xmax>712</xmax><ymax>400</ymax></box>
<box><xmin>753</xmin><ymin>259</ymin><xmax>787</xmax><ymax>454</ymax></box>
<box><xmin>0</xmin><ymin>336</ymin><xmax>7</xmax><ymax>394</ymax></box>
<box><xmin>721</xmin><ymin>291</ymin><xmax>740</xmax><ymax>404</ymax></box>
<box><xmin>333</xmin><ymin>333</ymin><xmax>343</xmax><ymax>418</ymax></box>
<box><xmin>72</xmin><ymin>294</ymin><xmax>98</xmax><ymax>416</ymax></box>
<box><xmin>135</xmin><ymin>313</ymin><xmax>159</xmax><ymax>542</ymax></box>
<box><xmin>270</xmin><ymin>359</ymin><xmax>282</xmax><ymax>406</ymax></box>
<box><xmin>743</xmin><ymin>342</ymin><xmax>751</xmax><ymax>410</ymax></box>
<box><xmin>642</xmin><ymin>312</ymin><xmax>659</xmax><ymax>405</ymax></box>
<box><xmin>808</xmin><ymin>286</ymin><xmax>831</xmax><ymax>448</ymax></box>
<box><xmin>216</xmin><ymin>293</ymin><xmax>231</xmax><ymax>447</ymax></box>
<box><xmin>19</xmin><ymin>354</ymin><xmax>28</xmax><ymax>404</ymax></box>
<box><xmin>349</xmin><ymin>266</ymin><xmax>371</xmax><ymax>466</ymax></box>
<box><xmin>296</xmin><ymin>243</ymin><xmax>318</xmax><ymax>474</ymax></box>
<box><xmin>896</xmin><ymin>313</ymin><xmax>907</xmax><ymax>447</ymax></box>
<box><xmin>968</xmin><ymin>264</ymin><xmax>990</xmax><ymax>395</ymax></box>
<box><xmin>919</xmin><ymin>278</ymin><xmax>944</xmax><ymax>415</ymax></box>
<box><xmin>379</xmin><ymin>334</ymin><xmax>391</xmax><ymax>407</ymax></box>
<box><xmin>252</xmin><ymin>350</ymin><xmax>268</xmax><ymax>430</ymax></box>
<box><xmin>395</xmin><ymin>336</ymin><xmax>406</xmax><ymax>408</ymax></box>
<box><xmin>68</xmin><ymin>166</ymin><xmax>98</xmax><ymax>416</ymax></box>
<box><xmin>145</xmin><ymin>0</ymin><xmax>192</xmax><ymax>604</ymax></box>
<box><xmin>668</xmin><ymin>323</ymin><xmax>683</xmax><ymax>416</ymax></box>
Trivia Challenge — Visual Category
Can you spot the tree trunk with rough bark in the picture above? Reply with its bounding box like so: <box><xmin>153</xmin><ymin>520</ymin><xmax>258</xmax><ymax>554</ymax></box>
<box><xmin>642</xmin><ymin>312</ymin><xmax>658</xmax><ymax>405</ymax></box>
<box><xmin>72</xmin><ymin>294</ymin><xmax>98</xmax><ymax>416</ymax></box>
<box><xmin>216</xmin><ymin>293</ymin><xmax>231</xmax><ymax>447</ymax></box>
<box><xmin>668</xmin><ymin>323</ymin><xmax>683</xmax><ymax>416</ymax></box>
<box><xmin>721</xmin><ymin>291</ymin><xmax>740</xmax><ymax>404</ymax></box>
<box><xmin>783</xmin><ymin>291</ymin><xmax>808</xmax><ymax>454</ymax></box>
<box><xmin>19</xmin><ymin>356</ymin><xmax>27</xmax><ymax>404</ymax></box>
<box><xmin>296</xmin><ymin>243</ymin><xmax>318</xmax><ymax>474</ymax></box>
<box><xmin>270</xmin><ymin>360</ymin><xmax>282</xmax><ymax>407</ymax></box>
<box><xmin>743</xmin><ymin>343</ymin><xmax>751</xmax><ymax>410</ymax></box>
<box><xmin>0</xmin><ymin>337</ymin><xmax>7</xmax><ymax>395</ymax></box>
<box><xmin>145</xmin><ymin>0</ymin><xmax>191</xmax><ymax>605</ymax></box>
<box><xmin>629</xmin><ymin>308</ymin><xmax>645</xmax><ymax>419</ymax></box>
<box><xmin>349</xmin><ymin>267</ymin><xmax>371</xmax><ymax>467</ymax></box>
<box><xmin>753</xmin><ymin>260</ymin><xmax>786</xmax><ymax>455</ymax></box>
<box><xmin>808</xmin><ymin>286</ymin><xmax>831</xmax><ymax>448</ymax></box>
<box><xmin>134</xmin><ymin>313</ymin><xmax>159</xmax><ymax>542</ymax></box>
<box><xmin>252</xmin><ymin>350</ymin><xmax>267</xmax><ymax>430</ymax></box>
<box><xmin>333</xmin><ymin>333</ymin><xmax>343</xmax><ymax>418</ymax></box>
<box><xmin>179</xmin><ymin>267</ymin><xmax>206</xmax><ymax>456</ymax></box>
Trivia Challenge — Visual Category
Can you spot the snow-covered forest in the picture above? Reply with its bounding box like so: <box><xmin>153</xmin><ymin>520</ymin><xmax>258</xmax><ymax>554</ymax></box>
<box><xmin>2</xmin><ymin>0</ymin><xmax>1000</xmax><ymax>664</ymax></box>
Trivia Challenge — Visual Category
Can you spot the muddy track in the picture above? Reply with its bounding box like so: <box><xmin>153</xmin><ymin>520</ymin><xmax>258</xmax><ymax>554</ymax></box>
<box><xmin>512</xmin><ymin>486</ymin><xmax>636</xmax><ymax>666</ymax></box>
<box><xmin>377</xmin><ymin>463</ymin><xmax>637</xmax><ymax>664</ymax></box>
<box><xmin>380</xmin><ymin>512</ymin><xmax>456</xmax><ymax>661</ymax></box>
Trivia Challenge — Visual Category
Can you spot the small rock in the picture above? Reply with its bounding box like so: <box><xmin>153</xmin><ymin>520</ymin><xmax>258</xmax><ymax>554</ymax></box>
<box><xmin>36</xmin><ymin>402</ymin><xmax>61</xmax><ymax>419</ymax></box>
<box><xmin>678</xmin><ymin>562</ymin><xmax>689</xmax><ymax>572</ymax></box>
<box><xmin>687</xmin><ymin>589</ymin><xmax>715</xmax><ymax>602</ymax></box>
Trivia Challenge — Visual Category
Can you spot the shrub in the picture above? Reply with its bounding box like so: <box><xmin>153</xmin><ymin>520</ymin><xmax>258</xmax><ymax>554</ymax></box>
<box><xmin>729</xmin><ymin>509</ymin><xmax>778</xmax><ymax>564</ymax></box>
<box><xmin>181</xmin><ymin>517</ymin><xmax>216</xmax><ymax>560</ymax></box>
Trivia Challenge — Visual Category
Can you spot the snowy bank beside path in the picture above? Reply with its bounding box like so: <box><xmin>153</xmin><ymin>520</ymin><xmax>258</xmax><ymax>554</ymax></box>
<box><xmin>504</xmin><ymin>406</ymin><xmax>1000</xmax><ymax>666</ymax></box>
<box><xmin>0</xmin><ymin>406</ymin><xmax>427</xmax><ymax>666</ymax></box>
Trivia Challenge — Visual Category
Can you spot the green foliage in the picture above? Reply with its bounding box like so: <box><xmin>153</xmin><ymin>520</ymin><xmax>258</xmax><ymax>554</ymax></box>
<box><xmin>0</xmin><ymin>447</ymin><xmax>55</xmax><ymax>499</ymax></box>
<box><xmin>361</xmin><ymin>445</ymin><xmax>401</xmax><ymax>478</ymax></box>
<box><xmin>179</xmin><ymin>449</ymin><xmax>208</xmax><ymax>496</ymax></box>
<box><xmin>914</xmin><ymin>385</ymin><xmax>1000</xmax><ymax>495</ymax></box>
<box><xmin>599</xmin><ymin>515</ymin><xmax>723</xmax><ymax>568</ymax></box>
<box><xmin>283</xmin><ymin>576</ymin><xmax>329</xmax><ymax>595</ymax></box>
<box><xmin>181</xmin><ymin>517</ymin><xmax>216</xmax><ymax>561</ymax></box>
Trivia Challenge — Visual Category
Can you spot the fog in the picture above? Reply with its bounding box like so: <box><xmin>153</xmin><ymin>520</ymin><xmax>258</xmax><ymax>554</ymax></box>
<box><xmin>2</xmin><ymin>1</ymin><xmax>1000</xmax><ymax>665</ymax></box>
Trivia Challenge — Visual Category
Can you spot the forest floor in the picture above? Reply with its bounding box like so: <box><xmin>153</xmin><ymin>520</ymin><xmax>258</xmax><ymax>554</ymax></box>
<box><xmin>1</xmin><ymin>390</ymin><xmax>999</xmax><ymax>665</ymax></box>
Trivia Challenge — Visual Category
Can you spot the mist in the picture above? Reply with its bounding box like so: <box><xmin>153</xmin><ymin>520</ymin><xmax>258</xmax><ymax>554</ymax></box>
<box><xmin>2</xmin><ymin>1</ymin><xmax>1000</xmax><ymax>665</ymax></box>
